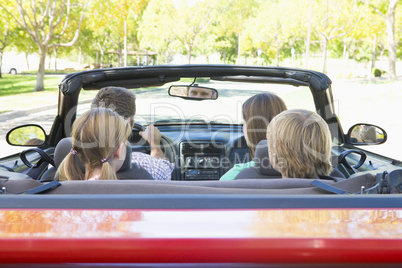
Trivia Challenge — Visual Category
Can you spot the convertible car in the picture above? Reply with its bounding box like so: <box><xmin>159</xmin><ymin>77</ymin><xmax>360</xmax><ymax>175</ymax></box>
<box><xmin>0</xmin><ymin>65</ymin><xmax>401</xmax><ymax>266</ymax></box>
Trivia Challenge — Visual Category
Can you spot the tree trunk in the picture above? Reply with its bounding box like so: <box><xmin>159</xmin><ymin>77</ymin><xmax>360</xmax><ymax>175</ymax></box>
<box><xmin>187</xmin><ymin>46</ymin><xmax>192</xmax><ymax>64</ymax></box>
<box><xmin>78</xmin><ymin>47</ymin><xmax>82</xmax><ymax>65</ymax></box>
<box><xmin>386</xmin><ymin>0</ymin><xmax>398</xmax><ymax>80</ymax></box>
<box><xmin>0</xmin><ymin>27</ymin><xmax>8</xmax><ymax>79</ymax></box>
<box><xmin>342</xmin><ymin>41</ymin><xmax>347</xmax><ymax>78</ymax></box>
<box><xmin>118</xmin><ymin>50</ymin><xmax>123</xmax><ymax>67</ymax></box>
<box><xmin>371</xmin><ymin>36</ymin><xmax>377</xmax><ymax>77</ymax></box>
<box><xmin>54</xmin><ymin>47</ymin><xmax>58</xmax><ymax>71</ymax></box>
<box><xmin>342</xmin><ymin>41</ymin><xmax>347</xmax><ymax>61</ymax></box>
<box><xmin>35</xmin><ymin>47</ymin><xmax>47</xmax><ymax>92</ymax></box>
<box><xmin>321</xmin><ymin>38</ymin><xmax>328</xmax><ymax>74</ymax></box>
<box><xmin>0</xmin><ymin>53</ymin><xmax>3</xmax><ymax>79</ymax></box>
<box><xmin>48</xmin><ymin>51</ymin><xmax>52</xmax><ymax>69</ymax></box>
<box><xmin>25</xmin><ymin>52</ymin><xmax>30</xmax><ymax>70</ymax></box>
<box><xmin>276</xmin><ymin>50</ymin><xmax>280</xmax><ymax>67</ymax></box>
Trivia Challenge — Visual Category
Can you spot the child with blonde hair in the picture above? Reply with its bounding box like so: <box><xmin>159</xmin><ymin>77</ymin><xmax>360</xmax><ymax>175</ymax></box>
<box><xmin>56</xmin><ymin>108</ymin><xmax>131</xmax><ymax>181</ymax></box>
<box><xmin>267</xmin><ymin>109</ymin><xmax>333</xmax><ymax>179</ymax></box>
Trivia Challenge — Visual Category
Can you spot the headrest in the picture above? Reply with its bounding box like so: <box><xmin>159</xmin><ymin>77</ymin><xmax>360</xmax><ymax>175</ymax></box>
<box><xmin>254</xmin><ymin>140</ymin><xmax>282</xmax><ymax>176</ymax></box>
<box><xmin>54</xmin><ymin>137</ymin><xmax>132</xmax><ymax>172</ymax></box>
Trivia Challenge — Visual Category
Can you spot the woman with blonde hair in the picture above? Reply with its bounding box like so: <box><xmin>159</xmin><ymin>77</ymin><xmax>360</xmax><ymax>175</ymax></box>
<box><xmin>267</xmin><ymin>109</ymin><xmax>333</xmax><ymax>179</ymax></box>
<box><xmin>220</xmin><ymin>92</ymin><xmax>287</xmax><ymax>180</ymax></box>
<box><xmin>56</xmin><ymin>108</ymin><xmax>131</xmax><ymax>181</ymax></box>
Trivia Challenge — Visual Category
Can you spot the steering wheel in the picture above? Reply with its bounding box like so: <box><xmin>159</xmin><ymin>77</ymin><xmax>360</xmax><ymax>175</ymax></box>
<box><xmin>336</xmin><ymin>149</ymin><xmax>367</xmax><ymax>176</ymax></box>
<box><xmin>20</xmin><ymin>148</ymin><xmax>55</xmax><ymax>168</ymax></box>
<box><xmin>130</xmin><ymin>122</ymin><xmax>147</xmax><ymax>144</ymax></box>
<box><xmin>129</xmin><ymin>123</ymin><xmax>175</xmax><ymax>164</ymax></box>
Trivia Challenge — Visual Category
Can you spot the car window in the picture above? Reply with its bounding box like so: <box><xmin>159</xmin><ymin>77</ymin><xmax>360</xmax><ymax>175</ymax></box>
<box><xmin>133</xmin><ymin>81</ymin><xmax>316</xmax><ymax>125</ymax></box>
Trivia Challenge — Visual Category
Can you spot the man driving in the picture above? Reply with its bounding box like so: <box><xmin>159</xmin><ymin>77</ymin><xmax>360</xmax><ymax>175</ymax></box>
<box><xmin>91</xmin><ymin>86</ymin><xmax>174</xmax><ymax>180</ymax></box>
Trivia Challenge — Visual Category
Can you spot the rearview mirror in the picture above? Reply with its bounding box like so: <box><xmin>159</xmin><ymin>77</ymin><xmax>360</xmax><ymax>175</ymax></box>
<box><xmin>169</xmin><ymin>85</ymin><xmax>218</xmax><ymax>100</ymax></box>
<box><xmin>6</xmin><ymin>124</ymin><xmax>46</xmax><ymax>147</ymax></box>
<box><xmin>346</xmin><ymin>124</ymin><xmax>387</xmax><ymax>145</ymax></box>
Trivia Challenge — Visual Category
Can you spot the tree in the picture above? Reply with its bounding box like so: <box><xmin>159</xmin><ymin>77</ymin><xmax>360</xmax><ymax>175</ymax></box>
<box><xmin>10</xmin><ymin>29</ymin><xmax>37</xmax><ymax>71</ymax></box>
<box><xmin>139</xmin><ymin>0</ymin><xmax>178</xmax><ymax>64</ymax></box>
<box><xmin>87</xmin><ymin>0</ymin><xmax>149</xmax><ymax>67</ymax></box>
<box><xmin>211</xmin><ymin>0</ymin><xmax>259</xmax><ymax>64</ymax></box>
<box><xmin>347</xmin><ymin>2</ymin><xmax>386</xmax><ymax>75</ymax></box>
<box><xmin>312</xmin><ymin>0</ymin><xmax>353</xmax><ymax>73</ymax></box>
<box><xmin>242</xmin><ymin>0</ymin><xmax>305</xmax><ymax>66</ymax></box>
<box><xmin>0</xmin><ymin>6</ymin><xmax>15</xmax><ymax>78</ymax></box>
<box><xmin>172</xmin><ymin>0</ymin><xmax>219</xmax><ymax>63</ymax></box>
<box><xmin>0</xmin><ymin>0</ymin><xmax>90</xmax><ymax>91</ymax></box>
<box><xmin>360</xmin><ymin>0</ymin><xmax>400</xmax><ymax>80</ymax></box>
<box><xmin>139</xmin><ymin>0</ymin><xmax>219</xmax><ymax>64</ymax></box>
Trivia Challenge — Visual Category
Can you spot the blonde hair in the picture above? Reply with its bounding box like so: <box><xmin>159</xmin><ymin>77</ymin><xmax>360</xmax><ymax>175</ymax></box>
<box><xmin>267</xmin><ymin>109</ymin><xmax>333</xmax><ymax>179</ymax></box>
<box><xmin>56</xmin><ymin>108</ymin><xmax>131</xmax><ymax>181</ymax></box>
<box><xmin>243</xmin><ymin>93</ymin><xmax>287</xmax><ymax>158</ymax></box>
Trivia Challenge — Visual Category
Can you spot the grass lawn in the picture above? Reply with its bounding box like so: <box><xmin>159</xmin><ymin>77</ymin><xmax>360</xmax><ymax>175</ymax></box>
<box><xmin>0</xmin><ymin>74</ymin><xmax>97</xmax><ymax>114</ymax></box>
<box><xmin>0</xmin><ymin>74</ymin><xmax>60</xmax><ymax>96</ymax></box>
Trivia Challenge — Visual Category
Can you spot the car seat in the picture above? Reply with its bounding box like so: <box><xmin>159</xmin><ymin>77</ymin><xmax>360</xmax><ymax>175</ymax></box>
<box><xmin>234</xmin><ymin>140</ymin><xmax>345</xmax><ymax>180</ymax></box>
<box><xmin>40</xmin><ymin>137</ymin><xmax>154</xmax><ymax>181</ymax></box>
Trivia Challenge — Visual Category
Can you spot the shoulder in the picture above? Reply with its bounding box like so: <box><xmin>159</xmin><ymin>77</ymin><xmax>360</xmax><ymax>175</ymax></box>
<box><xmin>132</xmin><ymin>152</ymin><xmax>153</xmax><ymax>160</ymax></box>
<box><xmin>233</xmin><ymin>161</ymin><xmax>255</xmax><ymax>170</ymax></box>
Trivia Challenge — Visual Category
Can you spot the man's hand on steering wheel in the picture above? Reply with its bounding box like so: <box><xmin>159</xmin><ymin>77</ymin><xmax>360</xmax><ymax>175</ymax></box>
<box><xmin>139</xmin><ymin>125</ymin><xmax>166</xmax><ymax>160</ymax></box>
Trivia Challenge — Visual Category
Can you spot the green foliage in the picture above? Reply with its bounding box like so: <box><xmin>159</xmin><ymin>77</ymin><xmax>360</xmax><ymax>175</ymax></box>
<box><xmin>372</xmin><ymin>67</ymin><xmax>386</xmax><ymax>77</ymax></box>
<box><xmin>215</xmin><ymin>34</ymin><xmax>238</xmax><ymax>64</ymax></box>
<box><xmin>1</xmin><ymin>0</ymin><xmax>400</xmax><ymax>72</ymax></box>
<box><xmin>329</xmin><ymin>40</ymin><xmax>341</xmax><ymax>59</ymax></box>
<box><xmin>355</xmin><ymin>44</ymin><xmax>372</xmax><ymax>62</ymax></box>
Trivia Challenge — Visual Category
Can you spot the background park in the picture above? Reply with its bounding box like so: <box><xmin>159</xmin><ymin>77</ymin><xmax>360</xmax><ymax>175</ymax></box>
<box><xmin>0</xmin><ymin>0</ymin><xmax>401</xmax><ymax>160</ymax></box>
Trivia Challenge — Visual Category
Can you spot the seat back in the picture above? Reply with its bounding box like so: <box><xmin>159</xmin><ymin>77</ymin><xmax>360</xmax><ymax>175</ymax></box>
<box><xmin>234</xmin><ymin>140</ymin><xmax>345</xmax><ymax>180</ymax></box>
<box><xmin>41</xmin><ymin>137</ymin><xmax>154</xmax><ymax>181</ymax></box>
<box><xmin>235</xmin><ymin>140</ymin><xmax>281</xmax><ymax>180</ymax></box>
<box><xmin>44</xmin><ymin>173</ymin><xmax>377</xmax><ymax>195</ymax></box>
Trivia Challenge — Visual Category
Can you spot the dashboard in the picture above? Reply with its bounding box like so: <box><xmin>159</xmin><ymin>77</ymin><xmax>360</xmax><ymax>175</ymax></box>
<box><xmin>131</xmin><ymin>124</ymin><xmax>251</xmax><ymax>181</ymax></box>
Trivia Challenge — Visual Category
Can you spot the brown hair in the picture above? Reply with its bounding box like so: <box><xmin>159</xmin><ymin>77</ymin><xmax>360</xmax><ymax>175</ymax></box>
<box><xmin>91</xmin><ymin>86</ymin><xmax>136</xmax><ymax>126</ymax></box>
<box><xmin>56</xmin><ymin>108</ymin><xmax>131</xmax><ymax>181</ymax></box>
<box><xmin>267</xmin><ymin>109</ymin><xmax>333</xmax><ymax>179</ymax></box>
<box><xmin>243</xmin><ymin>93</ymin><xmax>287</xmax><ymax>158</ymax></box>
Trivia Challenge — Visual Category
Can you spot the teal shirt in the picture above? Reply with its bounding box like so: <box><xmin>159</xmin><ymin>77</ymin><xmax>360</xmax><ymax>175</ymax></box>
<box><xmin>219</xmin><ymin>161</ymin><xmax>255</xmax><ymax>181</ymax></box>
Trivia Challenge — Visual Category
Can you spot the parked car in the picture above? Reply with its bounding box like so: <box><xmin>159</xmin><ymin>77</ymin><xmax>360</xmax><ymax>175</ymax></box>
<box><xmin>1</xmin><ymin>64</ymin><xmax>19</xmax><ymax>74</ymax></box>
<box><xmin>0</xmin><ymin>65</ymin><xmax>401</xmax><ymax>266</ymax></box>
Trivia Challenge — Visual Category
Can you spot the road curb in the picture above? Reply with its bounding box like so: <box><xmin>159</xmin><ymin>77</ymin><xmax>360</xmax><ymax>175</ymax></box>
<box><xmin>0</xmin><ymin>99</ymin><xmax>93</xmax><ymax>123</ymax></box>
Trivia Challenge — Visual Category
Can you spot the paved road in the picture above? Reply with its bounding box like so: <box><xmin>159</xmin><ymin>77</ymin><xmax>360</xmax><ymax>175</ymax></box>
<box><xmin>1</xmin><ymin>81</ymin><xmax>401</xmax><ymax>161</ymax></box>
<box><xmin>0</xmin><ymin>109</ymin><xmax>56</xmax><ymax>157</ymax></box>
<box><xmin>0</xmin><ymin>99</ymin><xmax>92</xmax><ymax>158</ymax></box>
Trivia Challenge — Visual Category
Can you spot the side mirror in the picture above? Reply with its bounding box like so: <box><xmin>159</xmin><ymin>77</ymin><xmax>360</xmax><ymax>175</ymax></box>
<box><xmin>6</xmin><ymin>124</ymin><xmax>46</xmax><ymax>147</ymax></box>
<box><xmin>346</xmin><ymin>124</ymin><xmax>387</xmax><ymax>145</ymax></box>
<box><xmin>169</xmin><ymin>85</ymin><xmax>218</xmax><ymax>100</ymax></box>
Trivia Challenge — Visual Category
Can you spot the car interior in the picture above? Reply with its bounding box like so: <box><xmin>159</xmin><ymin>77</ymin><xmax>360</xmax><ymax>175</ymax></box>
<box><xmin>1</xmin><ymin>65</ymin><xmax>401</xmax><ymax>201</ymax></box>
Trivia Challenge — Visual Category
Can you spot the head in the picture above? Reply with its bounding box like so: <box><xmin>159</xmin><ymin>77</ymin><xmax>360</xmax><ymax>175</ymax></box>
<box><xmin>56</xmin><ymin>108</ymin><xmax>131</xmax><ymax>181</ymax></box>
<box><xmin>91</xmin><ymin>86</ymin><xmax>136</xmax><ymax>127</ymax></box>
<box><xmin>188</xmin><ymin>87</ymin><xmax>214</xmax><ymax>99</ymax></box>
<box><xmin>360</xmin><ymin>126</ymin><xmax>377</xmax><ymax>143</ymax></box>
<box><xmin>242</xmin><ymin>93</ymin><xmax>287</xmax><ymax>158</ymax></box>
<box><xmin>267</xmin><ymin>109</ymin><xmax>333</xmax><ymax>179</ymax></box>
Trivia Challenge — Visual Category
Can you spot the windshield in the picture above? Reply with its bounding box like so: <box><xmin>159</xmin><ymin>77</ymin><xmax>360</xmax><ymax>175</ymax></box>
<box><xmin>132</xmin><ymin>80</ymin><xmax>316</xmax><ymax>125</ymax></box>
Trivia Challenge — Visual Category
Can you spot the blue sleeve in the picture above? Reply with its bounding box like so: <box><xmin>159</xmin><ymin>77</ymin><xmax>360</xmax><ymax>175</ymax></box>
<box><xmin>219</xmin><ymin>161</ymin><xmax>255</xmax><ymax>181</ymax></box>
